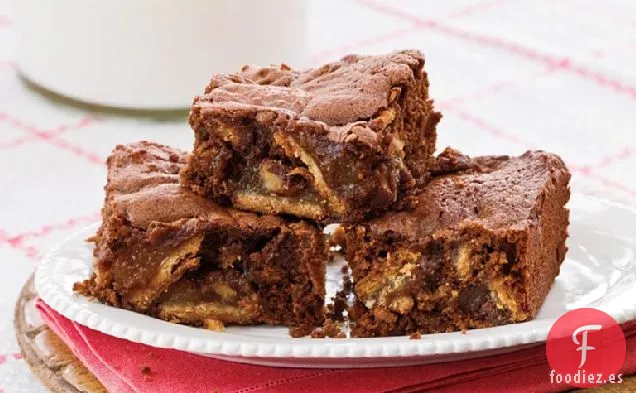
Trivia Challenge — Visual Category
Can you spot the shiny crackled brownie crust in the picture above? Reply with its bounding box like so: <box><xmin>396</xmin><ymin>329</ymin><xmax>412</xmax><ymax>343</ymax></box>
<box><xmin>74</xmin><ymin>142</ymin><xmax>326</xmax><ymax>330</ymax></box>
<box><xmin>181</xmin><ymin>49</ymin><xmax>441</xmax><ymax>223</ymax></box>
<box><xmin>344</xmin><ymin>150</ymin><xmax>571</xmax><ymax>337</ymax></box>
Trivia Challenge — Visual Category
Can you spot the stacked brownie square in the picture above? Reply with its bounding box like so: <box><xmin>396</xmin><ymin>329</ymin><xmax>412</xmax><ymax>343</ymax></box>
<box><xmin>76</xmin><ymin>49</ymin><xmax>571</xmax><ymax>337</ymax></box>
<box><xmin>180</xmin><ymin>50</ymin><xmax>440</xmax><ymax>222</ymax></box>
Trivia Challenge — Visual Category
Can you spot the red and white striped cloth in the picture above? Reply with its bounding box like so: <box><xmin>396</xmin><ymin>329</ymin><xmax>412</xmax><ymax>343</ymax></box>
<box><xmin>1</xmin><ymin>0</ymin><xmax>635</xmax><ymax>391</ymax></box>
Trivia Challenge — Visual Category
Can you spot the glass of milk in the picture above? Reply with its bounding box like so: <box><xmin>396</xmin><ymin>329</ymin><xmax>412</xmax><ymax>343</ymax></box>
<box><xmin>14</xmin><ymin>0</ymin><xmax>308</xmax><ymax>110</ymax></box>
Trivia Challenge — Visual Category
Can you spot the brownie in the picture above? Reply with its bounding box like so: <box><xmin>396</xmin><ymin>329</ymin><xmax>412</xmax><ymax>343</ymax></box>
<box><xmin>181</xmin><ymin>49</ymin><xmax>441</xmax><ymax>223</ymax></box>
<box><xmin>74</xmin><ymin>142</ymin><xmax>326</xmax><ymax>331</ymax></box>
<box><xmin>344</xmin><ymin>150</ymin><xmax>571</xmax><ymax>337</ymax></box>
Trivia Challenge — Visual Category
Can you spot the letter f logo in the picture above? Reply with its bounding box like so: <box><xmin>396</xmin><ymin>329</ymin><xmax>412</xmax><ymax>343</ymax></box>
<box><xmin>572</xmin><ymin>324</ymin><xmax>602</xmax><ymax>368</ymax></box>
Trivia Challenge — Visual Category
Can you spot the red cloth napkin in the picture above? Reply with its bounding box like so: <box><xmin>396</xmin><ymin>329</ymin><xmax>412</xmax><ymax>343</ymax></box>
<box><xmin>36</xmin><ymin>300</ymin><xmax>636</xmax><ymax>393</ymax></box>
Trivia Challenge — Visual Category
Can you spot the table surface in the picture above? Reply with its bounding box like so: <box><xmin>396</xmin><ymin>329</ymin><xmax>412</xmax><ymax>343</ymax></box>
<box><xmin>1</xmin><ymin>0</ymin><xmax>635</xmax><ymax>391</ymax></box>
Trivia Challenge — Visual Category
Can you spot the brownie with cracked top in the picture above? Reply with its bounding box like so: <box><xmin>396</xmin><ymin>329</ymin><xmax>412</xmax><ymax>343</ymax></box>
<box><xmin>344</xmin><ymin>150</ymin><xmax>571</xmax><ymax>337</ymax></box>
<box><xmin>181</xmin><ymin>49</ymin><xmax>441</xmax><ymax>223</ymax></box>
<box><xmin>74</xmin><ymin>142</ymin><xmax>326</xmax><ymax>331</ymax></box>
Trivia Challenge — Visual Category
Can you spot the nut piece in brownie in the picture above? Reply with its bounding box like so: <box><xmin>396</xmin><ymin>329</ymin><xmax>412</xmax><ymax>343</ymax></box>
<box><xmin>181</xmin><ymin>49</ymin><xmax>441</xmax><ymax>223</ymax></box>
<box><xmin>344</xmin><ymin>151</ymin><xmax>571</xmax><ymax>337</ymax></box>
<box><xmin>74</xmin><ymin>142</ymin><xmax>326</xmax><ymax>331</ymax></box>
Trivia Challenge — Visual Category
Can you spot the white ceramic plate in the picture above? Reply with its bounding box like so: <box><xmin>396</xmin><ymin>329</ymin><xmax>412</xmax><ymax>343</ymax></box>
<box><xmin>35</xmin><ymin>193</ymin><xmax>636</xmax><ymax>368</ymax></box>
